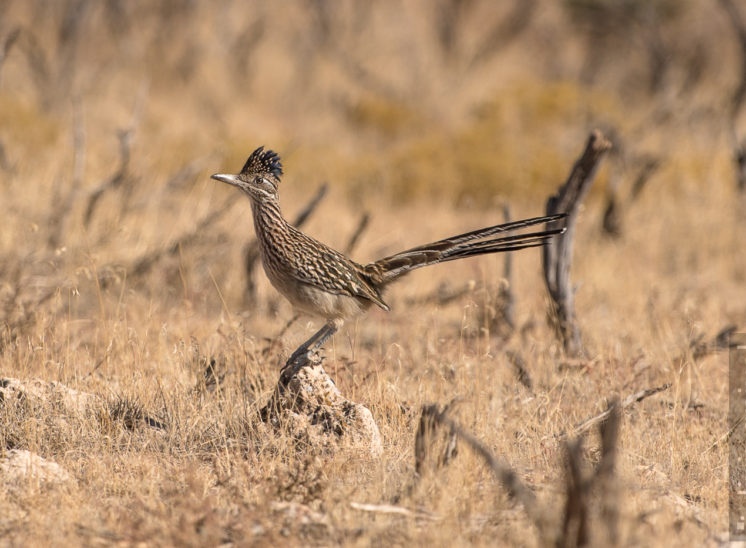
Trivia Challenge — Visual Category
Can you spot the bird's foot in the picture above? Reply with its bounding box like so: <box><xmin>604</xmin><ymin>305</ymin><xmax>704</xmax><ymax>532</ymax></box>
<box><xmin>280</xmin><ymin>349</ymin><xmax>324</xmax><ymax>382</ymax></box>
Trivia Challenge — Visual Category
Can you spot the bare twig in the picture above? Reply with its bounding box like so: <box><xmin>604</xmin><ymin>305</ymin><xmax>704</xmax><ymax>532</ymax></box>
<box><xmin>563</xmin><ymin>383</ymin><xmax>670</xmax><ymax>440</ymax></box>
<box><xmin>17</xmin><ymin>30</ymin><xmax>50</xmax><ymax>102</ymax></box>
<box><xmin>406</xmin><ymin>280</ymin><xmax>478</xmax><ymax>307</ymax></box>
<box><xmin>596</xmin><ymin>400</ymin><xmax>620</xmax><ymax>545</ymax></box>
<box><xmin>499</xmin><ymin>204</ymin><xmax>516</xmax><ymax>331</ymax></box>
<box><xmin>690</xmin><ymin>324</ymin><xmax>739</xmax><ymax>360</ymax></box>
<box><xmin>420</xmin><ymin>406</ymin><xmax>548</xmax><ymax>537</ymax></box>
<box><xmin>349</xmin><ymin>502</ymin><xmax>441</xmax><ymax>521</ymax></box>
<box><xmin>601</xmin><ymin>148</ymin><xmax>660</xmax><ymax>238</ymax></box>
<box><xmin>292</xmin><ymin>183</ymin><xmax>329</xmax><ymax>228</ymax></box>
<box><xmin>244</xmin><ymin>183</ymin><xmax>328</xmax><ymax>302</ymax></box>
<box><xmin>0</xmin><ymin>27</ymin><xmax>20</xmax><ymax>83</ymax></box>
<box><xmin>415</xmin><ymin>401</ymin><xmax>460</xmax><ymax>475</ymax></box>
<box><xmin>736</xmin><ymin>141</ymin><xmax>746</xmax><ymax>194</ymax></box>
<box><xmin>469</xmin><ymin>0</ymin><xmax>537</xmax><ymax>68</ymax></box>
<box><xmin>127</xmin><ymin>196</ymin><xmax>234</xmax><ymax>280</ymax></box>
<box><xmin>80</xmin><ymin>339</ymin><xmax>112</xmax><ymax>381</ymax></box>
<box><xmin>708</xmin><ymin>414</ymin><xmax>744</xmax><ymax>452</ymax></box>
<box><xmin>48</xmin><ymin>99</ymin><xmax>86</xmax><ymax>249</ymax></box>
<box><xmin>97</xmin><ymin>192</ymin><xmax>235</xmax><ymax>288</ymax></box>
<box><xmin>558</xmin><ymin>400</ymin><xmax>620</xmax><ymax>548</ymax></box>
<box><xmin>344</xmin><ymin>211</ymin><xmax>370</xmax><ymax>255</ymax></box>
<box><xmin>83</xmin><ymin>128</ymin><xmax>133</xmax><ymax>227</ymax></box>
<box><xmin>725</xmin><ymin>124</ymin><xmax>746</xmax><ymax>195</ymax></box>
<box><xmin>543</xmin><ymin>130</ymin><xmax>612</xmax><ymax>356</ymax></box>
<box><xmin>628</xmin><ymin>156</ymin><xmax>661</xmax><ymax>203</ymax></box>
<box><xmin>0</xmin><ymin>139</ymin><xmax>10</xmax><ymax>174</ymax></box>
<box><xmin>559</xmin><ymin>438</ymin><xmax>587</xmax><ymax>548</ymax></box>
<box><xmin>601</xmin><ymin>189</ymin><xmax>622</xmax><ymax>238</ymax></box>
<box><xmin>719</xmin><ymin>0</ymin><xmax>746</xmax><ymax>118</ymax></box>
<box><xmin>164</xmin><ymin>157</ymin><xmax>207</xmax><ymax>190</ymax></box>
<box><xmin>84</xmin><ymin>86</ymin><xmax>147</xmax><ymax>227</ymax></box>
<box><xmin>506</xmin><ymin>351</ymin><xmax>532</xmax><ymax>391</ymax></box>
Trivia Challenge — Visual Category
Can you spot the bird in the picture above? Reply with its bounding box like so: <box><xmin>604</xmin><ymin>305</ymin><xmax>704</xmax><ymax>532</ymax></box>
<box><xmin>212</xmin><ymin>146</ymin><xmax>566</xmax><ymax>375</ymax></box>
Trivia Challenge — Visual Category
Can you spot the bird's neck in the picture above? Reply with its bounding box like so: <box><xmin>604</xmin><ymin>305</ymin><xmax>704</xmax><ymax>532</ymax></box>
<box><xmin>250</xmin><ymin>195</ymin><xmax>288</xmax><ymax>240</ymax></box>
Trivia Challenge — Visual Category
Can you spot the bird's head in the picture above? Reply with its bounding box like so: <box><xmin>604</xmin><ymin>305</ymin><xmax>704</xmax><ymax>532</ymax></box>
<box><xmin>211</xmin><ymin>146</ymin><xmax>283</xmax><ymax>201</ymax></box>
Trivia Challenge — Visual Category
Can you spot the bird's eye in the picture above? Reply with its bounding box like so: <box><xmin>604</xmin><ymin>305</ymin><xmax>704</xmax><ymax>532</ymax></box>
<box><xmin>257</xmin><ymin>177</ymin><xmax>274</xmax><ymax>191</ymax></box>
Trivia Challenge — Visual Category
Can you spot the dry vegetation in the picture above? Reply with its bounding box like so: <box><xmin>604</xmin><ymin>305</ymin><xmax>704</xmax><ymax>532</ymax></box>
<box><xmin>0</xmin><ymin>0</ymin><xmax>745</xmax><ymax>545</ymax></box>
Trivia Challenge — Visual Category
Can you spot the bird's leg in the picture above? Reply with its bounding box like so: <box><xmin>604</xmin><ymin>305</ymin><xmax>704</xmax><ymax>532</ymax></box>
<box><xmin>308</xmin><ymin>320</ymin><xmax>341</xmax><ymax>353</ymax></box>
<box><xmin>283</xmin><ymin>320</ymin><xmax>341</xmax><ymax>373</ymax></box>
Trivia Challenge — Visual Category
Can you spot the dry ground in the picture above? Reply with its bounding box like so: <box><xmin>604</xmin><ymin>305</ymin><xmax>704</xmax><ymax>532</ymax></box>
<box><xmin>0</xmin><ymin>1</ymin><xmax>745</xmax><ymax>546</ymax></box>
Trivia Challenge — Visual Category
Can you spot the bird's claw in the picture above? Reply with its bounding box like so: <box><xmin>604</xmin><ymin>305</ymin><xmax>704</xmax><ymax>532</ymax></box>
<box><xmin>281</xmin><ymin>349</ymin><xmax>325</xmax><ymax>376</ymax></box>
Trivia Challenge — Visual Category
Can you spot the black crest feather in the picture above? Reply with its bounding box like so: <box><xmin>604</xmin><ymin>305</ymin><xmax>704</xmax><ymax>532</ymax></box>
<box><xmin>240</xmin><ymin>146</ymin><xmax>283</xmax><ymax>178</ymax></box>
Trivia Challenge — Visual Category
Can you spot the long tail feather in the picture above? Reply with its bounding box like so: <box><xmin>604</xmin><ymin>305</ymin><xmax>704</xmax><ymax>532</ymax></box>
<box><xmin>369</xmin><ymin>214</ymin><xmax>566</xmax><ymax>283</ymax></box>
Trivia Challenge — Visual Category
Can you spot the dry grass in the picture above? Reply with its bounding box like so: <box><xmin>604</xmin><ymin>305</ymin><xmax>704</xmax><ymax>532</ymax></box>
<box><xmin>0</xmin><ymin>0</ymin><xmax>744</xmax><ymax>545</ymax></box>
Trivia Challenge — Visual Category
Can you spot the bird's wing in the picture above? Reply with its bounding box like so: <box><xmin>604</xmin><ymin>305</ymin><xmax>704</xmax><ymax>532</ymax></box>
<box><xmin>288</xmin><ymin>232</ymin><xmax>391</xmax><ymax>311</ymax></box>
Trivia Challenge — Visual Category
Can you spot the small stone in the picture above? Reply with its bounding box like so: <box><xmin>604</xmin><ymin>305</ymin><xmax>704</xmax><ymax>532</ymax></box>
<box><xmin>0</xmin><ymin>449</ymin><xmax>72</xmax><ymax>486</ymax></box>
<box><xmin>263</xmin><ymin>362</ymin><xmax>382</xmax><ymax>456</ymax></box>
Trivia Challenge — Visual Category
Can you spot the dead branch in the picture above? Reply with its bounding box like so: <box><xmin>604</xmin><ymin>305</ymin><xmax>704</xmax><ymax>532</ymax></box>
<box><xmin>469</xmin><ymin>0</ymin><xmax>537</xmax><ymax>68</ymax></box>
<box><xmin>601</xmin><ymin>155</ymin><xmax>660</xmax><ymax>238</ymax></box>
<box><xmin>349</xmin><ymin>501</ymin><xmax>441</xmax><ymax>521</ymax></box>
<box><xmin>719</xmin><ymin>0</ymin><xmax>746</xmax><ymax>118</ymax></box>
<box><xmin>128</xmin><ymin>196</ymin><xmax>234</xmax><ymax>280</ymax></box>
<box><xmin>601</xmin><ymin>190</ymin><xmax>622</xmax><ymax>238</ymax></box>
<box><xmin>499</xmin><ymin>204</ymin><xmax>516</xmax><ymax>331</ymax></box>
<box><xmin>97</xmin><ymin>191</ymin><xmax>235</xmax><ymax>289</ymax></box>
<box><xmin>17</xmin><ymin>30</ymin><xmax>50</xmax><ymax>102</ymax></box>
<box><xmin>413</xmin><ymin>394</ymin><xmax>626</xmax><ymax>545</ymax></box>
<box><xmin>506</xmin><ymin>351</ymin><xmax>532</xmax><ymax>391</ymax></box>
<box><xmin>558</xmin><ymin>400</ymin><xmax>620</xmax><ymax>548</ymax></box>
<box><xmin>673</xmin><ymin>324</ymin><xmax>739</xmax><ymax>364</ymax></box>
<box><xmin>559</xmin><ymin>438</ymin><xmax>588</xmax><ymax>548</ymax></box>
<box><xmin>563</xmin><ymin>383</ymin><xmax>670</xmax><ymax>440</ymax></box>
<box><xmin>84</xmin><ymin>86</ymin><xmax>147</xmax><ymax>227</ymax></box>
<box><xmin>48</xmin><ymin>100</ymin><xmax>86</xmax><ymax>249</ymax></box>
<box><xmin>0</xmin><ymin>257</ymin><xmax>60</xmax><ymax>351</ymax></box>
<box><xmin>725</xmin><ymin>123</ymin><xmax>746</xmax><ymax>195</ymax></box>
<box><xmin>0</xmin><ymin>27</ymin><xmax>20</xmax><ymax>83</ymax></box>
<box><xmin>543</xmin><ymin>130</ymin><xmax>612</xmax><ymax>356</ymax></box>
<box><xmin>83</xmin><ymin>128</ymin><xmax>133</xmax><ymax>227</ymax></box>
<box><xmin>405</xmin><ymin>280</ymin><xmax>478</xmax><ymax>307</ymax></box>
<box><xmin>0</xmin><ymin>139</ymin><xmax>10</xmax><ymax>174</ymax></box>
<box><xmin>435</xmin><ymin>0</ymin><xmax>470</xmax><ymax>59</ymax></box>
<box><xmin>344</xmin><ymin>212</ymin><xmax>370</xmax><ymax>255</ymax></box>
<box><xmin>596</xmin><ymin>400</ymin><xmax>620</xmax><ymax>545</ymax></box>
<box><xmin>736</xmin><ymin>141</ymin><xmax>746</xmax><ymax>194</ymax></box>
<box><xmin>414</xmin><ymin>401</ymin><xmax>460</xmax><ymax>475</ymax></box>
<box><xmin>292</xmin><ymin>183</ymin><xmax>329</xmax><ymax>228</ymax></box>
<box><xmin>691</xmin><ymin>324</ymin><xmax>739</xmax><ymax>359</ymax></box>
<box><xmin>165</xmin><ymin>157</ymin><xmax>207</xmax><ymax>190</ymax></box>
<box><xmin>708</xmin><ymin>414</ymin><xmax>744</xmax><ymax>452</ymax></box>
<box><xmin>629</xmin><ymin>155</ymin><xmax>661</xmax><ymax>202</ymax></box>
<box><xmin>421</xmin><ymin>407</ymin><xmax>548</xmax><ymax>537</ymax></box>
<box><xmin>244</xmin><ymin>183</ymin><xmax>328</xmax><ymax>303</ymax></box>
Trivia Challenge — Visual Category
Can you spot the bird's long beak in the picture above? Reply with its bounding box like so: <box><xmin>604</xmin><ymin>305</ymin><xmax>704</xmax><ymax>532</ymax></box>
<box><xmin>211</xmin><ymin>173</ymin><xmax>241</xmax><ymax>186</ymax></box>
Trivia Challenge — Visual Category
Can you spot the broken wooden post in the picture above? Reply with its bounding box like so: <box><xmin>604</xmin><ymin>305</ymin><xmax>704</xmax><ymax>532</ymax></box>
<box><xmin>543</xmin><ymin>130</ymin><xmax>612</xmax><ymax>356</ymax></box>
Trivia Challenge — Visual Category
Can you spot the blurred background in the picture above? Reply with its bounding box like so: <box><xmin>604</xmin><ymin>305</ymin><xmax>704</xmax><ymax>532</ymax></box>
<box><xmin>0</xmin><ymin>0</ymin><xmax>744</xmax><ymax>362</ymax></box>
<box><xmin>1</xmin><ymin>2</ymin><xmax>745</xmax><ymax>544</ymax></box>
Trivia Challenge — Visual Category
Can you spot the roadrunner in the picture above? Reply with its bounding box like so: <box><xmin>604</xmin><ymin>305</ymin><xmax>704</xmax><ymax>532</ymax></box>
<box><xmin>213</xmin><ymin>147</ymin><xmax>566</xmax><ymax>372</ymax></box>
